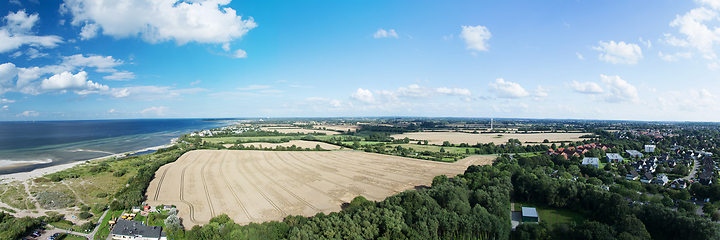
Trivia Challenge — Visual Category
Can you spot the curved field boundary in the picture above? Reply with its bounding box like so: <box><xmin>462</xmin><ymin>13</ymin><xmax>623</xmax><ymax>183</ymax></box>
<box><xmin>233</xmin><ymin>153</ymin><xmax>286</xmax><ymax>217</ymax></box>
<box><xmin>218</xmin><ymin>151</ymin><xmax>254</xmax><ymax>221</ymax></box>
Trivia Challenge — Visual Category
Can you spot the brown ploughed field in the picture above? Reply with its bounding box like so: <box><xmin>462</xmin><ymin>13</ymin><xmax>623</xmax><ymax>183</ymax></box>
<box><xmin>146</xmin><ymin>150</ymin><xmax>492</xmax><ymax>228</ymax></box>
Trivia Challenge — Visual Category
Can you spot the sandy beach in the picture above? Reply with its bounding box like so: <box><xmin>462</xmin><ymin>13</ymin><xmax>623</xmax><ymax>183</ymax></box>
<box><xmin>0</xmin><ymin>141</ymin><xmax>177</xmax><ymax>183</ymax></box>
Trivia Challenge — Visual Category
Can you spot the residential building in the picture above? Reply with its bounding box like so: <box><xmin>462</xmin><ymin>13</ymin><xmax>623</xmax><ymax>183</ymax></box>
<box><xmin>582</xmin><ymin>157</ymin><xmax>599</xmax><ymax>168</ymax></box>
<box><xmin>654</xmin><ymin>174</ymin><xmax>669</xmax><ymax>186</ymax></box>
<box><xmin>644</xmin><ymin>145</ymin><xmax>656</xmax><ymax>153</ymax></box>
<box><xmin>626</xmin><ymin>150</ymin><xmax>643</xmax><ymax>158</ymax></box>
<box><xmin>606</xmin><ymin>153</ymin><xmax>624</xmax><ymax>163</ymax></box>
<box><xmin>640</xmin><ymin>172</ymin><xmax>654</xmax><ymax>183</ymax></box>
<box><xmin>626</xmin><ymin>170</ymin><xmax>639</xmax><ymax>180</ymax></box>
<box><xmin>111</xmin><ymin>219</ymin><xmax>166</xmax><ymax>240</ymax></box>
<box><xmin>521</xmin><ymin>207</ymin><xmax>539</xmax><ymax>223</ymax></box>
<box><xmin>671</xmin><ymin>179</ymin><xmax>687</xmax><ymax>189</ymax></box>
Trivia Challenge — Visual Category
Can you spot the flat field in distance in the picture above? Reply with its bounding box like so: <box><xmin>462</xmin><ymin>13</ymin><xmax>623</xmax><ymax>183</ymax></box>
<box><xmin>239</xmin><ymin>140</ymin><xmax>341</xmax><ymax>150</ymax></box>
<box><xmin>145</xmin><ymin>150</ymin><xmax>492</xmax><ymax>228</ymax></box>
<box><xmin>260</xmin><ymin>127</ymin><xmax>340</xmax><ymax>135</ymax></box>
<box><xmin>391</xmin><ymin>132</ymin><xmax>588</xmax><ymax>145</ymax></box>
<box><xmin>314</xmin><ymin>125</ymin><xmax>360</xmax><ymax>133</ymax></box>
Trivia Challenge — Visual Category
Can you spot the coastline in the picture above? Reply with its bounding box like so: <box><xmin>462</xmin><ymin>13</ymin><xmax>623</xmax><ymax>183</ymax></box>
<box><xmin>0</xmin><ymin>138</ymin><xmax>178</xmax><ymax>183</ymax></box>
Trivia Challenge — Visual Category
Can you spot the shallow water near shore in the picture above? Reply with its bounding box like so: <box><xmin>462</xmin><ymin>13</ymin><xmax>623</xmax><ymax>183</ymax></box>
<box><xmin>0</xmin><ymin>119</ymin><xmax>228</xmax><ymax>175</ymax></box>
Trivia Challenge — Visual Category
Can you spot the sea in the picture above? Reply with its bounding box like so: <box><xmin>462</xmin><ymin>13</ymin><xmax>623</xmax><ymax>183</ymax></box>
<box><xmin>0</xmin><ymin>119</ymin><xmax>231</xmax><ymax>175</ymax></box>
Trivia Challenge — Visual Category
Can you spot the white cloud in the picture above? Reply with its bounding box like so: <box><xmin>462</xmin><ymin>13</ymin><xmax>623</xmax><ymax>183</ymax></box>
<box><xmin>351</xmin><ymin>88</ymin><xmax>375</xmax><ymax>104</ymax></box>
<box><xmin>436</xmin><ymin>87</ymin><xmax>472</xmax><ymax>96</ymax></box>
<box><xmin>659</xmin><ymin>51</ymin><xmax>692</xmax><ymax>61</ymax></box>
<box><xmin>17</xmin><ymin>110</ymin><xmax>38</xmax><ymax>117</ymax></box>
<box><xmin>1</xmin><ymin>105</ymin><xmax>8</xmax><ymax>111</ymax></box>
<box><xmin>25</xmin><ymin>48</ymin><xmax>48</xmax><ymax>59</ymax></box>
<box><xmin>0</xmin><ymin>10</ymin><xmax>63</xmax><ymax>53</ymax></box>
<box><xmin>592</xmin><ymin>40</ymin><xmax>643</xmax><ymax>64</ymax></box>
<box><xmin>709</xmin><ymin>62</ymin><xmax>720</xmax><ymax>70</ymax></box>
<box><xmin>39</xmin><ymin>71</ymin><xmax>108</xmax><ymax>93</ymax></box>
<box><xmin>10</xmin><ymin>51</ymin><xmax>22</xmax><ymax>58</ymax></box>
<box><xmin>533</xmin><ymin>85</ymin><xmax>549</xmax><ymax>97</ymax></box>
<box><xmin>460</xmin><ymin>25</ymin><xmax>491</xmax><ymax>52</ymax></box>
<box><xmin>79</xmin><ymin>22</ymin><xmax>99</xmax><ymax>40</ymax></box>
<box><xmin>600</xmin><ymin>74</ymin><xmax>639</xmax><ymax>103</ymax></box>
<box><xmin>669</xmin><ymin>7</ymin><xmax>720</xmax><ymax>59</ymax></box>
<box><xmin>443</xmin><ymin>34</ymin><xmax>453</xmax><ymax>40</ymax></box>
<box><xmin>64</xmin><ymin>0</ymin><xmax>257</xmax><ymax>45</ymax></box>
<box><xmin>103</xmin><ymin>70</ymin><xmax>136</xmax><ymax>81</ymax></box>
<box><xmin>488</xmin><ymin>78</ymin><xmax>529</xmax><ymax>98</ymax></box>
<box><xmin>63</xmin><ymin>54</ymin><xmax>123</xmax><ymax>69</ymax></box>
<box><xmin>568</xmin><ymin>81</ymin><xmax>604</xmax><ymax>94</ymax></box>
<box><xmin>639</xmin><ymin>37</ymin><xmax>652</xmax><ymax>48</ymax></box>
<box><xmin>233</xmin><ymin>48</ymin><xmax>247</xmax><ymax>58</ymax></box>
<box><xmin>0</xmin><ymin>99</ymin><xmax>15</xmax><ymax>103</ymax></box>
<box><xmin>9</xmin><ymin>0</ymin><xmax>21</xmax><ymax>5</ymax></box>
<box><xmin>190</xmin><ymin>79</ymin><xmax>201</xmax><ymax>85</ymax></box>
<box><xmin>237</xmin><ymin>85</ymin><xmax>271</xmax><ymax>90</ymax></box>
<box><xmin>139</xmin><ymin>106</ymin><xmax>169</xmax><ymax>116</ymax></box>
<box><xmin>659</xmin><ymin>33</ymin><xmax>689</xmax><ymax>47</ymax></box>
<box><xmin>576</xmin><ymin>52</ymin><xmax>585</xmax><ymax>60</ymax></box>
<box><xmin>373</xmin><ymin>29</ymin><xmax>398</xmax><ymax>38</ymax></box>
<box><xmin>222</xmin><ymin>42</ymin><xmax>231</xmax><ymax>51</ymax></box>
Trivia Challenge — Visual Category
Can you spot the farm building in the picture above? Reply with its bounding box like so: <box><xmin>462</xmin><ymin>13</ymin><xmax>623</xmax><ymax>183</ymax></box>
<box><xmin>522</xmin><ymin>207</ymin><xmax>539</xmax><ymax>223</ymax></box>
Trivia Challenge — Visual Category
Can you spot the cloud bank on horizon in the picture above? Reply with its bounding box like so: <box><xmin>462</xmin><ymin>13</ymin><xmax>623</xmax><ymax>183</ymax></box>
<box><xmin>0</xmin><ymin>0</ymin><xmax>719</xmax><ymax>121</ymax></box>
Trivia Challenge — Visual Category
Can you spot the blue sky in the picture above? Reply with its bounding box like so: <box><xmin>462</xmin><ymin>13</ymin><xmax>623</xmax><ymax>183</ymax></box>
<box><xmin>0</xmin><ymin>0</ymin><xmax>719</xmax><ymax>121</ymax></box>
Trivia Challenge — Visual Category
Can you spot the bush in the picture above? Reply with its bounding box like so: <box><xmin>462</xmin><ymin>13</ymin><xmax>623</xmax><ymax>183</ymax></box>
<box><xmin>96</xmin><ymin>192</ymin><xmax>108</xmax><ymax>198</ymax></box>
<box><xmin>35</xmin><ymin>191</ymin><xmax>76</xmax><ymax>209</ymax></box>
<box><xmin>79</xmin><ymin>205</ymin><xmax>90</xmax><ymax>211</ymax></box>
<box><xmin>78</xmin><ymin>212</ymin><xmax>92</xmax><ymax>220</ymax></box>
<box><xmin>79</xmin><ymin>221</ymin><xmax>95</xmax><ymax>231</ymax></box>
<box><xmin>92</xmin><ymin>204</ymin><xmax>106</xmax><ymax>213</ymax></box>
<box><xmin>45</xmin><ymin>211</ymin><xmax>65</xmax><ymax>222</ymax></box>
<box><xmin>113</xmin><ymin>169</ymin><xmax>127</xmax><ymax>177</ymax></box>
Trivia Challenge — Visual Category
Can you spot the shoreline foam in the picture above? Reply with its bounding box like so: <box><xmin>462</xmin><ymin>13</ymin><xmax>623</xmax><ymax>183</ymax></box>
<box><xmin>0</xmin><ymin>138</ymin><xmax>177</xmax><ymax>183</ymax></box>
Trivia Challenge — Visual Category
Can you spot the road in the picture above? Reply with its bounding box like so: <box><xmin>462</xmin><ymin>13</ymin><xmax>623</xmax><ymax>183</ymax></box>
<box><xmin>683</xmin><ymin>157</ymin><xmax>700</xmax><ymax>181</ymax></box>
<box><xmin>31</xmin><ymin>208</ymin><xmax>109</xmax><ymax>240</ymax></box>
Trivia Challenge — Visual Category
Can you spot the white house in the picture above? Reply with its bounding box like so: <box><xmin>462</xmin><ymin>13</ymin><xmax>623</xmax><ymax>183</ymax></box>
<box><xmin>644</xmin><ymin>145</ymin><xmax>656</xmax><ymax>153</ymax></box>
<box><xmin>626</xmin><ymin>150</ymin><xmax>644</xmax><ymax>158</ymax></box>
<box><xmin>582</xmin><ymin>157</ymin><xmax>599</xmax><ymax>168</ymax></box>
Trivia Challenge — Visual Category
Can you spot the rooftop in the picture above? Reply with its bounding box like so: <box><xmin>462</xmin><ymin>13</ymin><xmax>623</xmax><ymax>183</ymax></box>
<box><xmin>111</xmin><ymin>219</ymin><xmax>163</xmax><ymax>238</ymax></box>
<box><xmin>522</xmin><ymin>207</ymin><xmax>539</xmax><ymax>218</ymax></box>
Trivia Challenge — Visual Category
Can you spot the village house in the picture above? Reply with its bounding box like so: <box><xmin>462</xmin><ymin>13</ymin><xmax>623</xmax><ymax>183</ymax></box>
<box><xmin>640</xmin><ymin>172</ymin><xmax>654</xmax><ymax>183</ymax></box>
<box><xmin>670</xmin><ymin>179</ymin><xmax>687</xmax><ymax>189</ymax></box>
<box><xmin>654</xmin><ymin>174</ymin><xmax>669</xmax><ymax>186</ymax></box>
<box><xmin>626</xmin><ymin>170</ymin><xmax>639</xmax><ymax>180</ymax></box>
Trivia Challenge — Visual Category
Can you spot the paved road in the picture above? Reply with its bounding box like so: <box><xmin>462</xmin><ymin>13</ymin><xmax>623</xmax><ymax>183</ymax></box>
<box><xmin>31</xmin><ymin>209</ymin><xmax>109</xmax><ymax>240</ymax></box>
<box><xmin>683</xmin><ymin>157</ymin><xmax>700</xmax><ymax>181</ymax></box>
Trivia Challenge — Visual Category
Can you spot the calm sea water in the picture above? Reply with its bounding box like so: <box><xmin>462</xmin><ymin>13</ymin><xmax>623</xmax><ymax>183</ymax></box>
<box><xmin>0</xmin><ymin>119</ymin><xmax>228</xmax><ymax>174</ymax></box>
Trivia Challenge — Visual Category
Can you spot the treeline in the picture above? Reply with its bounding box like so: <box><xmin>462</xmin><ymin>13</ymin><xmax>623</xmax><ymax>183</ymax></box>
<box><xmin>110</xmin><ymin>149</ymin><xmax>187</xmax><ymax>210</ymax></box>
<box><xmin>171</xmin><ymin>164</ymin><xmax>513</xmax><ymax>239</ymax></box>
<box><xmin>504</xmin><ymin>154</ymin><xmax>720</xmax><ymax>240</ymax></box>
<box><xmin>0</xmin><ymin>212</ymin><xmax>40</xmax><ymax>240</ymax></box>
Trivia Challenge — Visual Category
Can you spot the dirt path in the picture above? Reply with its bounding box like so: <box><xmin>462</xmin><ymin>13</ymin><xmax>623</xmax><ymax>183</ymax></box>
<box><xmin>22</xmin><ymin>181</ymin><xmax>41</xmax><ymax>209</ymax></box>
<box><xmin>62</xmin><ymin>181</ymin><xmax>87</xmax><ymax>206</ymax></box>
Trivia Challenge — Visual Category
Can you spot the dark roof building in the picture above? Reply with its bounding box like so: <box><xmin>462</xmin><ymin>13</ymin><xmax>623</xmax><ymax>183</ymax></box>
<box><xmin>521</xmin><ymin>207</ymin><xmax>539</xmax><ymax>223</ymax></box>
<box><xmin>111</xmin><ymin>219</ymin><xmax>166</xmax><ymax>240</ymax></box>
